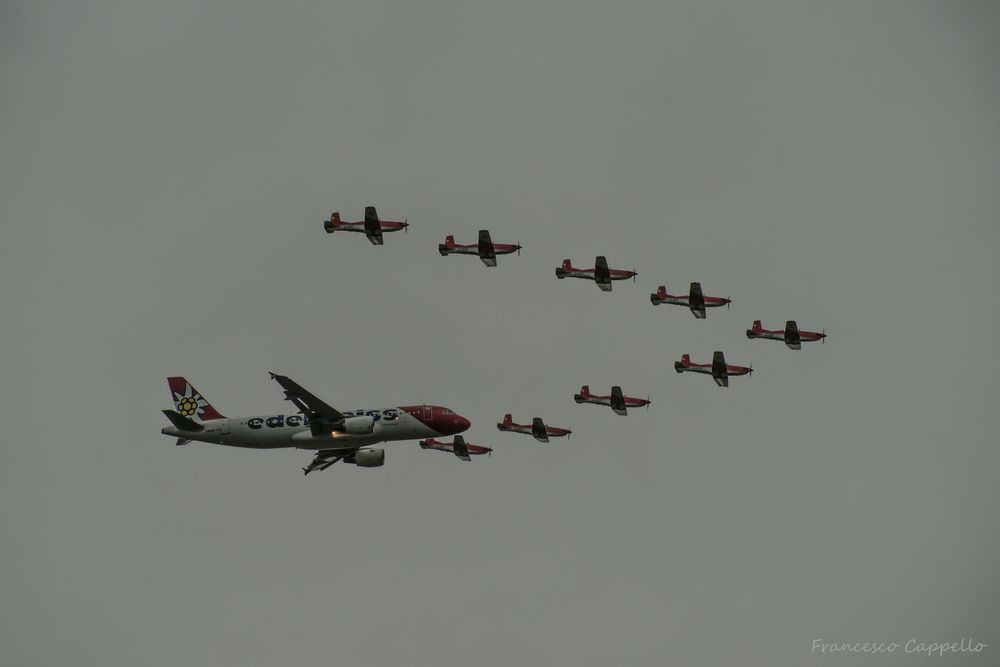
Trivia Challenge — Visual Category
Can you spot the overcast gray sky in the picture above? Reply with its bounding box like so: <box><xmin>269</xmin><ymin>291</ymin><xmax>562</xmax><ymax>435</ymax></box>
<box><xmin>2</xmin><ymin>1</ymin><xmax>999</xmax><ymax>666</ymax></box>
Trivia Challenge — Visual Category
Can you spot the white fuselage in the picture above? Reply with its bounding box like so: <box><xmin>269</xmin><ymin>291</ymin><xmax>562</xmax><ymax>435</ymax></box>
<box><xmin>162</xmin><ymin>408</ymin><xmax>442</xmax><ymax>452</ymax></box>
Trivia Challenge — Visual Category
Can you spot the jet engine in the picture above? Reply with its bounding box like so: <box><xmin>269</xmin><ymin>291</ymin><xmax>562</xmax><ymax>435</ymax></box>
<box><xmin>337</xmin><ymin>415</ymin><xmax>375</xmax><ymax>435</ymax></box>
<box><xmin>351</xmin><ymin>448</ymin><xmax>385</xmax><ymax>467</ymax></box>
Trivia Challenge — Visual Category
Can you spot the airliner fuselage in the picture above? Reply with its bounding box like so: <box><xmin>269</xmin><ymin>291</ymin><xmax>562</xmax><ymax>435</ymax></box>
<box><xmin>162</xmin><ymin>405</ymin><xmax>469</xmax><ymax>452</ymax></box>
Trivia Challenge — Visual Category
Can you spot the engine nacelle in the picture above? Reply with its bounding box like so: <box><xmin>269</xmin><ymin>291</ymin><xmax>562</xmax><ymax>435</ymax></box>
<box><xmin>338</xmin><ymin>415</ymin><xmax>375</xmax><ymax>435</ymax></box>
<box><xmin>352</xmin><ymin>448</ymin><xmax>385</xmax><ymax>467</ymax></box>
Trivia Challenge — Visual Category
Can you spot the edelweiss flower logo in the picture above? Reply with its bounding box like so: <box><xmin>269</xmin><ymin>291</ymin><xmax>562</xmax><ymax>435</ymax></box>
<box><xmin>174</xmin><ymin>384</ymin><xmax>209</xmax><ymax>418</ymax></box>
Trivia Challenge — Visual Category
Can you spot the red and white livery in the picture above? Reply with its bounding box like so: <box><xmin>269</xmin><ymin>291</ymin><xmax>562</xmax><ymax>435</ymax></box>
<box><xmin>419</xmin><ymin>435</ymin><xmax>492</xmax><ymax>461</ymax></box>
<box><xmin>746</xmin><ymin>320</ymin><xmax>826</xmax><ymax>350</ymax></box>
<box><xmin>496</xmin><ymin>414</ymin><xmax>572</xmax><ymax>443</ymax></box>
<box><xmin>438</xmin><ymin>230</ymin><xmax>521</xmax><ymax>267</ymax></box>
<box><xmin>573</xmin><ymin>385</ymin><xmax>650</xmax><ymax>416</ymax></box>
<box><xmin>555</xmin><ymin>256</ymin><xmax>636</xmax><ymax>292</ymax></box>
<box><xmin>674</xmin><ymin>351</ymin><xmax>752</xmax><ymax>387</ymax></box>
<box><xmin>324</xmin><ymin>206</ymin><xmax>409</xmax><ymax>245</ymax></box>
<box><xmin>650</xmin><ymin>283</ymin><xmax>730</xmax><ymax>319</ymax></box>
<box><xmin>160</xmin><ymin>374</ymin><xmax>470</xmax><ymax>475</ymax></box>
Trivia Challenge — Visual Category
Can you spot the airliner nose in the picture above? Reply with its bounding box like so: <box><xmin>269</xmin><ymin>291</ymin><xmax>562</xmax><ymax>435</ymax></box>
<box><xmin>451</xmin><ymin>414</ymin><xmax>471</xmax><ymax>435</ymax></box>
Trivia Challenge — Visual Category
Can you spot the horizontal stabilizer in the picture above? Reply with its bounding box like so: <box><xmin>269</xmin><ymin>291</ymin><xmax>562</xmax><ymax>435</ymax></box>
<box><xmin>162</xmin><ymin>410</ymin><xmax>205</xmax><ymax>432</ymax></box>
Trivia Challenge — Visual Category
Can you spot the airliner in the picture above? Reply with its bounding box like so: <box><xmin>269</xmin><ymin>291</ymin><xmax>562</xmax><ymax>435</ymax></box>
<box><xmin>161</xmin><ymin>374</ymin><xmax>470</xmax><ymax>474</ymax></box>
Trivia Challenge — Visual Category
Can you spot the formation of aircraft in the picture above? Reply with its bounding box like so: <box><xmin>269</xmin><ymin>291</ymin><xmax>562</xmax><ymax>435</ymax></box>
<box><xmin>555</xmin><ymin>256</ymin><xmax>636</xmax><ymax>291</ymax></box>
<box><xmin>650</xmin><ymin>283</ymin><xmax>730</xmax><ymax>319</ymax></box>
<box><xmin>674</xmin><ymin>351</ymin><xmax>752</xmax><ymax>387</ymax></box>
<box><xmin>419</xmin><ymin>435</ymin><xmax>493</xmax><ymax>461</ymax></box>
<box><xmin>496</xmin><ymin>414</ymin><xmax>572</xmax><ymax>443</ymax></box>
<box><xmin>746</xmin><ymin>319</ymin><xmax>826</xmax><ymax>350</ymax></box>
<box><xmin>161</xmin><ymin>375</ymin><xmax>470</xmax><ymax>475</ymax></box>
<box><xmin>324</xmin><ymin>206</ymin><xmax>408</xmax><ymax>245</ymax></box>
<box><xmin>438</xmin><ymin>230</ymin><xmax>521</xmax><ymax>267</ymax></box>
<box><xmin>161</xmin><ymin>206</ymin><xmax>828</xmax><ymax>474</ymax></box>
<box><xmin>573</xmin><ymin>385</ymin><xmax>650</xmax><ymax>415</ymax></box>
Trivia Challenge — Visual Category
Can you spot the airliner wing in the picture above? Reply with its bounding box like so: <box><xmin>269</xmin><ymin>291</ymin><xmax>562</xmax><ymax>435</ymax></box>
<box><xmin>268</xmin><ymin>373</ymin><xmax>344</xmax><ymax>422</ymax></box>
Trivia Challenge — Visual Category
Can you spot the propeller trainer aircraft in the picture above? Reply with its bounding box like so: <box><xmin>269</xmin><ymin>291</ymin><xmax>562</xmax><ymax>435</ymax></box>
<box><xmin>324</xmin><ymin>206</ymin><xmax>408</xmax><ymax>245</ymax></box>
<box><xmin>650</xmin><ymin>283</ymin><xmax>730</xmax><ymax>319</ymax></box>
<box><xmin>746</xmin><ymin>320</ymin><xmax>826</xmax><ymax>350</ymax></box>
<box><xmin>438</xmin><ymin>230</ymin><xmax>521</xmax><ymax>267</ymax></box>
<box><xmin>674</xmin><ymin>351</ymin><xmax>752</xmax><ymax>387</ymax></box>
<box><xmin>160</xmin><ymin>375</ymin><xmax>470</xmax><ymax>475</ymax></box>
<box><xmin>555</xmin><ymin>256</ymin><xmax>636</xmax><ymax>291</ymax></box>
<box><xmin>573</xmin><ymin>385</ymin><xmax>650</xmax><ymax>415</ymax></box>
<box><xmin>496</xmin><ymin>414</ymin><xmax>572</xmax><ymax>443</ymax></box>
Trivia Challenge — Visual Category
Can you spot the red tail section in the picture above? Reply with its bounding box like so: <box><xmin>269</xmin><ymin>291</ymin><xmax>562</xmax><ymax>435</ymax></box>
<box><xmin>445</xmin><ymin>235</ymin><xmax>456</xmax><ymax>248</ymax></box>
<box><xmin>561</xmin><ymin>259</ymin><xmax>573</xmax><ymax>272</ymax></box>
<box><xmin>656</xmin><ymin>285</ymin><xmax>667</xmax><ymax>299</ymax></box>
<box><xmin>502</xmin><ymin>413</ymin><xmax>513</xmax><ymax>426</ymax></box>
<box><xmin>751</xmin><ymin>320</ymin><xmax>763</xmax><ymax>333</ymax></box>
<box><xmin>579</xmin><ymin>385</ymin><xmax>591</xmax><ymax>397</ymax></box>
<box><xmin>680</xmin><ymin>354</ymin><xmax>691</xmax><ymax>366</ymax></box>
<box><xmin>167</xmin><ymin>377</ymin><xmax>226</xmax><ymax>421</ymax></box>
<box><xmin>324</xmin><ymin>212</ymin><xmax>342</xmax><ymax>233</ymax></box>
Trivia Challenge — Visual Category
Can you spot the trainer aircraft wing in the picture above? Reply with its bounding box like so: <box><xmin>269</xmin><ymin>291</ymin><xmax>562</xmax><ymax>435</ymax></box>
<box><xmin>531</xmin><ymin>417</ymin><xmax>550</xmax><ymax>443</ymax></box>
<box><xmin>610</xmin><ymin>386</ymin><xmax>627</xmax><ymax>413</ymax></box>
<box><xmin>785</xmin><ymin>320</ymin><xmax>801</xmax><ymax>349</ymax></box>
<box><xmin>452</xmin><ymin>435</ymin><xmax>471</xmax><ymax>461</ymax></box>
<box><xmin>689</xmin><ymin>282</ymin><xmax>707</xmax><ymax>318</ymax></box>
<box><xmin>594</xmin><ymin>255</ymin><xmax>611</xmax><ymax>287</ymax></box>
<box><xmin>364</xmin><ymin>206</ymin><xmax>383</xmax><ymax>245</ymax></box>
<box><xmin>268</xmin><ymin>373</ymin><xmax>344</xmax><ymax>424</ymax></box>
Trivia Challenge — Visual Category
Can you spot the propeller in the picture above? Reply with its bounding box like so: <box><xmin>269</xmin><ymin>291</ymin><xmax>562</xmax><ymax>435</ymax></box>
<box><xmin>822</xmin><ymin>328</ymin><xmax>826</xmax><ymax>345</ymax></box>
<box><xmin>404</xmin><ymin>217</ymin><xmax>408</xmax><ymax>233</ymax></box>
<box><xmin>633</xmin><ymin>267</ymin><xmax>637</xmax><ymax>283</ymax></box>
<box><xmin>748</xmin><ymin>363</ymin><xmax>753</xmax><ymax>379</ymax></box>
<box><xmin>517</xmin><ymin>241</ymin><xmax>521</xmax><ymax>256</ymax></box>
<box><xmin>727</xmin><ymin>295</ymin><xmax>731</xmax><ymax>310</ymax></box>
<box><xmin>646</xmin><ymin>394</ymin><xmax>650</xmax><ymax>409</ymax></box>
